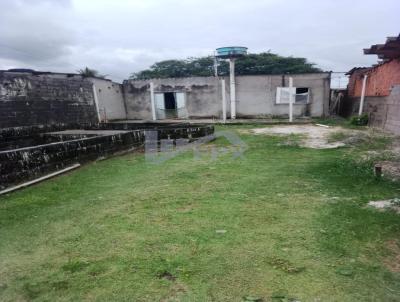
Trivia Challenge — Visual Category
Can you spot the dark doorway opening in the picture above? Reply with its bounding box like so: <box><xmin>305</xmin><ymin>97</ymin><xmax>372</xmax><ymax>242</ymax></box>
<box><xmin>164</xmin><ymin>92</ymin><xmax>177</xmax><ymax>110</ymax></box>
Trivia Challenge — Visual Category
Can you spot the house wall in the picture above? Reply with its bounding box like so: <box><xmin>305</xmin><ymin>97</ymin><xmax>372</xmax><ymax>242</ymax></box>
<box><xmin>234</xmin><ymin>74</ymin><xmax>330</xmax><ymax>118</ymax></box>
<box><xmin>123</xmin><ymin>73</ymin><xmax>330</xmax><ymax>119</ymax></box>
<box><xmin>348</xmin><ymin>59</ymin><xmax>400</xmax><ymax>97</ymax></box>
<box><xmin>90</xmin><ymin>78</ymin><xmax>126</xmax><ymax>121</ymax></box>
<box><xmin>0</xmin><ymin>71</ymin><xmax>98</xmax><ymax>128</ymax></box>
<box><xmin>123</xmin><ymin>77</ymin><xmax>221</xmax><ymax>120</ymax></box>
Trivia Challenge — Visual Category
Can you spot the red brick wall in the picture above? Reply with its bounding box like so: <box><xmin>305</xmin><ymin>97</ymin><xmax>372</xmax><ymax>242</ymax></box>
<box><xmin>347</xmin><ymin>68</ymin><xmax>367</xmax><ymax>97</ymax></box>
<box><xmin>348</xmin><ymin>59</ymin><xmax>400</xmax><ymax>97</ymax></box>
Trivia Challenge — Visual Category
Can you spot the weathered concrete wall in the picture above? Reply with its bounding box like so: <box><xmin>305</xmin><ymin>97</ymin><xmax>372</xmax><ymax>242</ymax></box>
<box><xmin>123</xmin><ymin>73</ymin><xmax>330</xmax><ymax>119</ymax></box>
<box><xmin>348</xmin><ymin>59</ymin><xmax>400</xmax><ymax>97</ymax></box>
<box><xmin>0</xmin><ymin>71</ymin><xmax>98</xmax><ymax>128</ymax></box>
<box><xmin>342</xmin><ymin>96</ymin><xmax>389</xmax><ymax>123</ymax></box>
<box><xmin>0</xmin><ymin>124</ymin><xmax>81</xmax><ymax>151</ymax></box>
<box><xmin>122</xmin><ymin>82</ymin><xmax>152</xmax><ymax>120</ymax></box>
<box><xmin>90</xmin><ymin>78</ymin><xmax>126</xmax><ymax>121</ymax></box>
<box><xmin>123</xmin><ymin>77</ymin><xmax>222</xmax><ymax>119</ymax></box>
<box><xmin>0</xmin><ymin>131</ymin><xmax>144</xmax><ymax>188</ymax></box>
<box><xmin>343</xmin><ymin>85</ymin><xmax>400</xmax><ymax>135</ymax></box>
<box><xmin>0</xmin><ymin>123</ymin><xmax>214</xmax><ymax>189</ymax></box>
<box><xmin>234</xmin><ymin>74</ymin><xmax>330</xmax><ymax>118</ymax></box>
<box><xmin>384</xmin><ymin>85</ymin><xmax>400</xmax><ymax>135</ymax></box>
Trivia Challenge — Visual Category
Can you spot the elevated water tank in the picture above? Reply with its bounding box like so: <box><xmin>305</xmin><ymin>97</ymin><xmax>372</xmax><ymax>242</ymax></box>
<box><xmin>216</xmin><ymin>46</ymin><xmax>248</xmax><ymax>58</ymax></box>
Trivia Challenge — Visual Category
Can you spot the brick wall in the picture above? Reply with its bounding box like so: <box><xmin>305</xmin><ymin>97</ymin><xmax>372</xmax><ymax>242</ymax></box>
<box><xmin>0</xmin><ymin>72</ymin><xmax>98</xmax><ymax>128</ymax></box>
<box><xmin>348</xmin><ymin>59</ymin><xmax>400</xmax><ymax>97</ymax></box>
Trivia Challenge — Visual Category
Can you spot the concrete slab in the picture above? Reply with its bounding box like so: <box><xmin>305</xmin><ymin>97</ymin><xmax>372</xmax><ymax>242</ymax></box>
<box><xmin>246</xmin><ymin>125</ymin><xmax>361</xmax><ymax>149</ymax></box>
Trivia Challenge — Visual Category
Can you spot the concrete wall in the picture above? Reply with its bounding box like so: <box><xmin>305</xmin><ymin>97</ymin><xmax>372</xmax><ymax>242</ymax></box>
<box><xmin>0</xmin><ymin>70</ymin><xmax>330</xmax><ymax>127</ymax></box>
<box><xmin>383</xmin><ymin>85</ymin><xmax>400</xmax><ymax>135</ymax></box>
<box><xmin>123</xmin><ymin>77</ymin><xmax>222</xmax><ymax>120</ymax></box>
<box><xmin>343</xmin><ymin>85</ymin><xmax>400</xmax><ymax>136</ymax></box>
<box><xmin>0</xmin><ymin>71</ymin><xmax>98</xmax><ymax>128</ymax></box>
<box><xmin>0</xmin><ymin>131</ymin><xmax>144</xmax><ymax>188</ymax></box>
<box><xmin>123</xmin><ymin>73</ymin><xmax>330</xmax><ymax>119</ymax></box>
<box><xmin>0</xmin><ymin>123</ymin><xmax>214</xmax><ymax>189</ymax></box>
<box><xmin>90</xmin><ymin>78</ymin><xmax>126</xmax><ymax>121</ymax></box>
<box><xmin>234</xmin><ymin>74</ymin><xmax>330</xmax><ymax>118</ymax></box>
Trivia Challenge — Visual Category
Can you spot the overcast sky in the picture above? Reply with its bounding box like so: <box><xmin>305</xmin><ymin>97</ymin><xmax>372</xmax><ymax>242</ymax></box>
<box><xmin>0</xmin><ymin>0</ymin><xmax>398</xmax><ymax>82</ymax></box>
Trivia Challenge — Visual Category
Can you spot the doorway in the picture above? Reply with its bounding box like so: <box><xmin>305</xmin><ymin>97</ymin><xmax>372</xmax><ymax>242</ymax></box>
<box><xmin>155</xmin><ymin>92</ymin><xmax>186</xmax><ymax>119</ymax></box>
<box><xmin>164</xmin><ymin>92</ymin><xmax>177</xmax><ymax>110</ymax></box>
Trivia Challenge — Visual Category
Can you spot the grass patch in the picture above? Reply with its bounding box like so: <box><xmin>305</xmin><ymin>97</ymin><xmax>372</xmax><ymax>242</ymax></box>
<box><xmin>62</xmin><ymin>260</ymin><xmax>90</xmax><ymax>273</ymax></box>
<box><xmin>0</xmin><ymin>125</ymin><xmax>399</xmax><ymax>301</ymax></box>
<box><xmin>327</xmin><ymin>131</ymin><xmax>349</xmax><ymax>143</ymax></box>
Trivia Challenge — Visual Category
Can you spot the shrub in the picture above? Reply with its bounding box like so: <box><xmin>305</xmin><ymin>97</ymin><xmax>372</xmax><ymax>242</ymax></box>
<box><xmin>350</xmin><ymin>114</ymin><xmax>369</xmax><ymax>126</ymax></box>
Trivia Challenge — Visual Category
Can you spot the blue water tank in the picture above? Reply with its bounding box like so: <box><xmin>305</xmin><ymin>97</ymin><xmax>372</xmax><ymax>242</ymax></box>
<box><xmin>216</xmin><ymin>46</ymin><xmax>248</xmax><ymax>58</ymax></box>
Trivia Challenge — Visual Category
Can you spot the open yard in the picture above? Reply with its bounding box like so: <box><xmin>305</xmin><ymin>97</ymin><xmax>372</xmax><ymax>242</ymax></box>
<box><xmin>1</xmin><ymin>124</ymin><xmax>400</xmax><ymax>301</ymax></box>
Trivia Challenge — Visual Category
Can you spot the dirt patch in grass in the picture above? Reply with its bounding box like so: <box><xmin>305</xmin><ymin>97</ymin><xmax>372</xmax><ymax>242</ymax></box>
<box><xmin>359</xmin><ymin>135</ymin><xmax>400</xmax><ymax>180</ymax></box>
<box><xmin>247</xmin><ymin>125</ymin><xmax>362</xmax><ymax>149</ymax></box>
<box><xmin>368</xmin><ymin>199</ymin><xmax>400</xmax><ymax>214</ymax></box>
<box><xmin>376</xmin><ymin>161</ymin><xmax>400</xmax><ymax>181</ymax></box>
<box><xmin>383</xmin><ymin>240</ymin><xmax>400</xmax><ymax>273</ymax></box>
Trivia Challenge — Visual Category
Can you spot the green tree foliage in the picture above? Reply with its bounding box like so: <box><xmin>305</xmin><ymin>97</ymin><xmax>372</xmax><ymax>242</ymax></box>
<box><xmin>78</xmin><ymin>67</ymin><xmax>107</xmax><ymax>79</ymax></box>
<box><xmin>130</xmin><ymin>52</ymin><xmax>322</xmax><ymax>79</ymax></box>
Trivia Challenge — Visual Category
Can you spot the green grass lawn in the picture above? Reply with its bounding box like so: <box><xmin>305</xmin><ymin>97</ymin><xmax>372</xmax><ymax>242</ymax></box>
<box><xmin>1</xmin><ymin>125</ymin><xmax>400</xmax><ymax>301</ymax></box>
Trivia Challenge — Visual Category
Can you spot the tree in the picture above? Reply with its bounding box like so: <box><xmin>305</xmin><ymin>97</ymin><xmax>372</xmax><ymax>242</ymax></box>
<box><xmin>78</xmin><ymin>67</ymin><xmax>107</xmax><ymax>79</ymax></box>
<box><xmin>130</xmin><ymin>52</ymin><xmax>322</xmax><ymax>79</ymax></box>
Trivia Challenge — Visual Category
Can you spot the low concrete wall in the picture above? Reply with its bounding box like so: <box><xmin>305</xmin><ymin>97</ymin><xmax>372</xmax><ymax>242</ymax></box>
<box><xmin>0</xmin><ymin>71</ymin><xmax>98</xmax><ymax>128</ymax></box>
<box><xmin>123</xmin><ymin>73</ymin><xmax>330</xmax><ymax>120</ymax></box>
<box><xmin>0</xmin><ymin>131</ymin><xmax>144</xmax><ymax>188</ymax></box>
<box><xmin>0</xmin><ymin>123</ymin><xmax>214</xmax><ymax>189</ymax></box>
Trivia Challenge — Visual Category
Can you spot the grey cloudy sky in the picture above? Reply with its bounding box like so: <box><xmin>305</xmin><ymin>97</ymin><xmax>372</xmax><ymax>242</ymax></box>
<box><xmin>0</xmin><ymin>0</ymin><xmax>398</xmax><ymax>82</ymax></box>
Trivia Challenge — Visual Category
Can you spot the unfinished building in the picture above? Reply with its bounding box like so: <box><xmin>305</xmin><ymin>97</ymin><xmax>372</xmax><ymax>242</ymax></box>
<box><xmin>344</xmin><ymin>34</ymin><xmax>400</xmax><ymax>135</ymax></box>
<box><xmin>123</xmin><ymin>73</ymin><xmax>331</xmax><ymax>120</ymax></box>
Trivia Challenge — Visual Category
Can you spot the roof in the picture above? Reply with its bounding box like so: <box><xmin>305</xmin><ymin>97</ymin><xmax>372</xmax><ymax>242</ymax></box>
<box><xmin>363</xmin><ymin>34</ymin><xmax>400</xmax><ymax>60</ymax></box>
<box><xmin>345</xmin><ymin>67</ymin><xmax>371</xmax><ymax>76</ymax></box>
